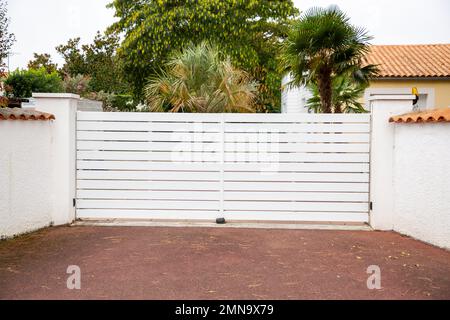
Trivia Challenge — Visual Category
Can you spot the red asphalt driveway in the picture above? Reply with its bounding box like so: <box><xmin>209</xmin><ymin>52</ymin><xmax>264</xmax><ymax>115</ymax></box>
<box><xmin>0</xmin><ymin>226</ymin><xmax>449</xmax><ymax>300</ymax></box>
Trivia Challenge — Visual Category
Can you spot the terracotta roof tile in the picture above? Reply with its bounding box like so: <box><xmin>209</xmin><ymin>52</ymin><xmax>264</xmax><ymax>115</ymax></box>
<box><xmin>365</xmin><ymin>44</ymin><xmax>450</xmax><ymax>78</ymax></box>
<box><xmin>0</xmin><ymin>108</ymin><xmax>55</xmax><ymax>121</ymax></box>
<box><xmin>389</xmin><ymin>108</ymin><xmax>450</xmax><ymax>123</ymax></box>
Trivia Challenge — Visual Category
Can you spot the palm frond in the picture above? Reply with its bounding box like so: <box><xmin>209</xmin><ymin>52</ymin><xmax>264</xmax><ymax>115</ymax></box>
<box><xmin>145</xmin><ymin>42</ymin><xmax>258</xmax><ymax>113</ymax></box>
<box><xmin>280</xmin><ymin>6</ymin><xmax>378</xmax><ymax>113</ymax></box>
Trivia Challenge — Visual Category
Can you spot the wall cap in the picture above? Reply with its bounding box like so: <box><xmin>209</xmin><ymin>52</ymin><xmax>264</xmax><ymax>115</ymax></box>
<box><xmin>32</xmin><ymin>93</ymin><xmax>80</xmax><ymax>100</ymax></box>
<box><xmin>368</xmin><ymin>94</ymin><xmax>416</xmax><ymax>101</ymax></box>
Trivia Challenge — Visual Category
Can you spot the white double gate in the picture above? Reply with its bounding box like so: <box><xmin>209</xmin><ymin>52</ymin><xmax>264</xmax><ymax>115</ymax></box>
<box><xmin>76</xmin><ymin>112</ymin><xmax>371</xmax><ymax>224</ymax></box>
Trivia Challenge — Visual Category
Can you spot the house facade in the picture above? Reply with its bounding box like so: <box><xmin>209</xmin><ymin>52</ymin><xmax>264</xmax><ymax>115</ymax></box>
<box><xmin>281</xmin><ymin>44</ymin><xmax>450</xmax><ymax>113</ymax></box>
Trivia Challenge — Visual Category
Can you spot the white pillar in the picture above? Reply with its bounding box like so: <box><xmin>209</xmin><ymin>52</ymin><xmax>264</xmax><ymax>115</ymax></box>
<box><xmin>32</xmin><ymin>93</ymin><xmax>80</xmax><ymax>225</ymax></box>
<box><xmin>369</xmin><ymin>95</ymin><xmax>415</xmax><ymax>230</ymax></box>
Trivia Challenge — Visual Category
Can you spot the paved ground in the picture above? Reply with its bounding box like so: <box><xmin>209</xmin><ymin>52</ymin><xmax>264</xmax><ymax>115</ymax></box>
<box><xmin>0</xmin><ymin>226</ymin><xmax>449</xmax><ymax>300</ymax></box>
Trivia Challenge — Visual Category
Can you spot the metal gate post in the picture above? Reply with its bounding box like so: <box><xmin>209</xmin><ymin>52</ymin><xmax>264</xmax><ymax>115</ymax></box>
<box><xmin>219</xmin><ymin>113</ymin><xmax>225</xmax><ymax>220</ymax></box>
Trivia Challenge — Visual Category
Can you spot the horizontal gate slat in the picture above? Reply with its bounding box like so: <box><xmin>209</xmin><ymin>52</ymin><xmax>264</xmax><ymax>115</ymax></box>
<box><xmin>77</xmin><ymin>190</ymin><xmax>368</xmax><ymax>202</ymax></box>
<box><xmin>77</xmin><ymin>209</ymin><xmax>367</xmax><ymax>223</ymax></box>
<box><xmin>223</xmin><ymin>172</ymin><xmax>369</xmax><ymax>183</ymax></box>
<box><xmin>77</xmin><ymin>180</ymin><xmax>368</xmax><ymax>192</ymax></box>
<box><xmin>77</xmin><ymin>199</ymin><xmax>367</xmax><ymax>212</ymax></box>
<box><xmin>77</xmin><ymin>161</ymin><xmax>220</xmax><ymax>172</ymax></box>
<box><xmin>77</xmin><ymin>112</ymin><xmax>222</xmax><ymax>122</ymax></box>
<box><xmin>224</xmin><ymin>123</ymin><xmax>370</xmax><ymax>133</ymax></box>
<box><xmin>77</xmin><ymin>161</ymin><xmax>368</xmax><ymax>173</ymax></box>
<box><xmin>77</xmin><ymin>171</ymin><xmax>369</xmax><ymax>183</ymax></box>
<box><xmin>223</xmin><ymin>162</ymin><xmax>369</xmax><ymax>172</ymax></box>
<box><xmin>77</xmin><ymin>170</ymin><xmax>220</xmax><ymax>181</ymax></box>
<box><xmin>224</xmin><ymin>182</ymin><xmax>368</xmax><ymax>192</ymax></box>
<box><xmin>78</xmin><ymin>112</ymin><xmax>370</xmax><ymax>123</ymax></box>
<box><xmin>77</xmin><ymin>121</ymin><xmax>221</xmax><ymax>132</ymax></box>
<box><xmin>224</xmin><ymin>152</ymin><xmax>369</xmax><ymax>163</ymax></box>
<box><xmin>77</xmin><ymin>151</ymin><xmax>221</xmax><ymax>162</ymax></box>
<box><xmin>77</xmin><ymin>141</ymin><xmax>220</xmax><ymax>152</ymax></box>
<box><xmin>77</xmin><ymin>209</ymin><xmax>220</xmax><ymax>220</ymax></box>
<box><xmin>77</xmin><ymin>131</ymin><xmax>222</xmax><ymax>142</ymax></box>
<box><xmin>77</xmin><ymin>121</ymin><xmax>369</xmax><ymax>133</ymax></box>
<box><xmin>77</xmin><ymin>180</ymin><xmax>221</xmax><ymax>190</ymax></box>
<box><xmin>224</xmin><ymin>211</ymin><xmax>368</xmax><ymax>223</ymax></box>
<box><xmin>77</xmin><ymin>190</ymin><xmax>220</xmax><ymax>201</ymax></box>
<box><xmin>223</xmin><ymin>113</ymin><xmax>370</xmax><ymax>123</ymax></box>
<box><xmin>224</xmin><ymin>192</ymin><xmax>368</xmax><ymax>202</ymax></box>
<box><xmin>77</xmin><ymin>140</ymin><xmax>369</xmax><ymax>153</ymax></box>
<box><xmin>77</xmin><ymin>131</ymin><xmax>369</xmax><ymax>144</ymax></box>
<box><xmin>225</xmin><ymin>133</ymin><xmax>370</xmax><ymax>143</ymax></box>
<box><xmin>224</xmin><ymin>201</ymin><xmax>367</xmax><ymax>212</ymax></box>
<box><xmin>77</xmin><ymin>151</ymin><xmax>369</xmax><ymax>163</ymax></box>
<box><xmin>223</xmin><ymin>143</ymin><xmax>369</xmax><ymax>153</ymax></box>
<box><xmin>78</xmin><ymin>199</ymin><xmax>220</xmax><ymax>210</ymax></box>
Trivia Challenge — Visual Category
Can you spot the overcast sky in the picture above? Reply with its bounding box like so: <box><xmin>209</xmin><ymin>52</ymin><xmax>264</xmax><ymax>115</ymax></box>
<box><xmin>7</xmin><ymin>0</ymin><xmax>450</xmax><ymax>70</ymax></box>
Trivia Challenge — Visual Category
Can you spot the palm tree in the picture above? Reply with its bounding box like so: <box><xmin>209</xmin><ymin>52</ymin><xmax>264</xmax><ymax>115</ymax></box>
<box><xmin>306</xmin><ymin>76</ymin><xmax>368</xmax><ymax>113</ymax></box>
<box><xmin>280</xmin><ymin>6</ymin><xmax>378</xmax><ymax>113</ymax></box>
<box><xmin>145</xmin><ymin>42</ymin><xmax>258</xmax><ymax>113</ymax></box>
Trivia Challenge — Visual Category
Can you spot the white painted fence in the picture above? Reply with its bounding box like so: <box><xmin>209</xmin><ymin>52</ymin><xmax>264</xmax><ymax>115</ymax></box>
<box><xmin>76</xmin><ymin>112</ymin><xmax>371</xmax><ymax>224</ymax></box>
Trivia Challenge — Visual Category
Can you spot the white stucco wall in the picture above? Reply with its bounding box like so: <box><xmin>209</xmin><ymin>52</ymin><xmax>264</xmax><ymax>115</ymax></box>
<box><xmin>369</xmin><ymin>95</ymin><xmax>417</xmax><ymax>230</ymax></box>
<box><xmin>392</xmin><ymin>123</ymin><xmax>450</xmax><ymax>249</ymax></box>
<box><xmin>0</xmin><ymin>120</ymin><xmax>54</xmax><ymax>238</ymax></box>
<box><xmin>33</xmin><ymin>93</ymin><xmax>78</xmax><ymax>226</ymax></box>
<box><xmin>1</xmin><ymin>94</ymin><xmax>79</xmax><ymax>239</ymax></box>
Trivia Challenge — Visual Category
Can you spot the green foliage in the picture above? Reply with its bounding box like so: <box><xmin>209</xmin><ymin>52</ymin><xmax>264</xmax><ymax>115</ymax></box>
<box><xmin>307</xmin><ymin>76</ymin><xmax>368</xmax><ymax>113</ymax></box>
<box><xmin>108</xmin><ymin>0</ymin><xmax>298</xmax><ymax>111</ymax></box>
<box><xmin>4</xmin><ymin>68</ymin><xmax>64</xmax><ymax>98</ymax></box>
<box><xmin>0</xmin><ymin>0</ymin><xmax>15</xmax><ymax>70</ymax></box>
<box><xmin>86</xmin><ymin>91</ymin><xmax>138</xmax><ymax>112</ymax></box>
<box><xmin>56</xmin><ymin>38</ymin><xmax>88</xmax><ymax>76</ymax></box>
<box><xmin>109</xmin><ymin>94</ymin><xmax>138</xmax><ymax>112</ymax></box>
<box><xmin>27</xmin><ymin>53</ymin><xmax>58</xmax><ymax>74</ymax></box>
<box><xmin>0</xmin><ymin>96</ymin><xmax>8</xmax><ymax>107</ymax></box>
<box><xmin>63</xmin><ymin>74</ymin><xmax>91</xmax><ymax>96</ymax></box>
<box><xmin>280</xmin><ymin>6</ymin><xmax>378</xmax><ymax>113</ymax></box>
<box><xmin>56</xmin><ymin>32</ymin><xmax>130</xmax><ymax>94</ymax></box>
<box><xmin>144</xmin><ymin>42</ymin><xmax>258</xmax><ymax>113</ymax></box>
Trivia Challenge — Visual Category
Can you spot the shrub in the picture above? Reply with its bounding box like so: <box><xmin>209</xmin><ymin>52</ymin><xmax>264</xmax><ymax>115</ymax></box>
<box><xmin>110</xmin><ymin>94</ymin><xmax>137</xmax><ymax>112</ymax></box>
<box><xmin>63</xmin><ymin>74</ymin><xmax>91</xmax><ymax>96</ymax></box>
<box><xmin>4</xmin><ymin>68</ymin><xmax>64</xmax><ymax>98</ymax></box>
<box><xmin>86</xmin><ymin>91</ymin><xmax>138</xmax><ymax>112</ymax></box>
<box><xmin>145</xmin><ymin>42</ymin><xmax>258</xmax><ymax>113</ymax></box>
<box><xmin>0</xmin><ymin>96</ymin><xmax>8</xmax><ymax>107</ymax></box>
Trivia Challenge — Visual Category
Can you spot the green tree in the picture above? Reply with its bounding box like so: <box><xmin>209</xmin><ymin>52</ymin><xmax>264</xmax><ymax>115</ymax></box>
<box><xmin>107</xmin><ymin>0</ymin><xmax>298</xmax><ymax>111</ymax></box>
<box><xmin>56</xmin><ymin>32</ymin><xmax>129</xmax><ymax>94</ymax></box>
<box><xmin>280</xmin><ymin>6</ymin><xmax>377</xmax><ymax>113</ymax></box>
<box><xmin>0</xmin><ymin>0</ymin><xmax>15</xmax><ymax>71</ymax></box>
<box><xmin>83</xmin><ymin>32</ymin><xmax>129</xmax><ymax>93</ymax></box>
<box><xmin>27</xmin><ymin>53</ymin><xmax>58</xmax><ymax>74</ymax></box>
<box><xmin>145</xmin><ymin>42</ymin><xmax>258</xmax><ymax>113</ymax></box>
<box><xmin>4</xmin><ymin>68</ymin><xmax>64</xmax><ymax>98</ymax></box>
<box><xmin>307</xmin><ymin>76</ymin><xmax>368</xmax><ymax>113</ymax></box>
<box><xmin>56</xmin><ymin>37</ymin><xmax>88</xmax><ymax>76</ymax></box>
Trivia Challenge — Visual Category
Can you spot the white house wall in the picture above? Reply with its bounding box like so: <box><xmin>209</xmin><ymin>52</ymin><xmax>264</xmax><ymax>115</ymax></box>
<box><xmin>281</xmin><ymin>74</ymin><xmax>312</xmax><ymax>113</ymax></box>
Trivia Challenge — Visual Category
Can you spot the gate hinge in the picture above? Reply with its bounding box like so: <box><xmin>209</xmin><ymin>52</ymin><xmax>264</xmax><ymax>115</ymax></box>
<box><xmin>73</xmin><ymin>198</ymin><xmax>76</xmax><ymax>207</ymax></box>
<box><xmin>369</xmin><ymin>201</ymin><xmax>373</xmax><ymax>211</ymax></box>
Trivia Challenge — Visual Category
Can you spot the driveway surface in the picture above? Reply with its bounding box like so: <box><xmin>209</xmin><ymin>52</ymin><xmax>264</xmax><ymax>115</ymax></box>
<box><xmin>0</xmin><ymin>226</ymin><xmax>449</xmax><ymax>299</ymax></box>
